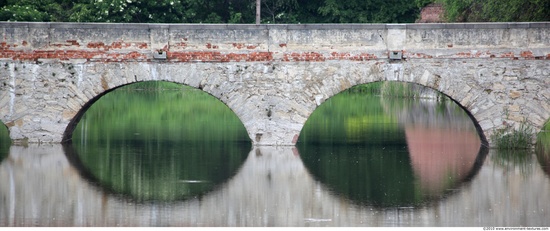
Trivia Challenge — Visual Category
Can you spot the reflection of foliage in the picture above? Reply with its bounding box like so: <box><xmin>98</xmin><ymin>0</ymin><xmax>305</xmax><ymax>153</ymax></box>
<box><xmin>72</xmin><ymin>81</ymin><xmax>251</xmax><ymax>201</ymax></box>
<box><xmin>299</xmin><ymin>87</ymin><xmax>414</xmax><ymax>206</ymax></box>
<box><xmin>344</xmin><ymin>114</ymin><xmax>397</xmax><ymax>142</ymax></box>
<box><xmin>122</xmin><ymin>81</ymin><xmax>184</xmax><ymax>90</ymax></box>
<box><xmin>381</xmin><ymin>82</ymin><xmax>422</xmax><ymax>99</ymax></box>
<box><xmin>345</xmin><ymin>82</ymin><xmax>383</xmax><ymax>94</ymax></box>
<box><xmin>299</xmin><ymin>90</ymin><xmax>403</xmax><ymax>146</ymax></box>
<box><xmin>490</xmin><ymin>149</ymin><xmax>534</xmax><ymax>175</ymax></box>
<box><xmin>536</xmin><ymin>122</ymin><xmax>550</xmax><ymax>151</ymax></box>
<box><xmin>380</xmin><ymin>82</ymin><xmax>448</xmax><ymax>101</ymax></box>
<box><xmin>491</xmin><ymin>120</ymin><xmax>534</xmax><ymax>150</ymax></box>
<box><xmin>73</xmin><ymin>81</ymin><xmax>250</xmax><ymax>143</ymax></box>
<box><xmin>345</xmin><ymin>82</ymin><xmax>449</xmax><ymax>101</ymax></box>
<box><xmin>73</xmin><ymin>140</ymin><xmax>250</xmax><ymax>202</ymax></box>
<box><xmin>299</xmin><ymin>83</ymin><xmax>480</xmax><ymax>207</ymax></box>
<box><xmin>535</xmin><ymin>123</ymin><xmax>550</xmax><ymax>176</ymax></box>
<box><xmin>298</xmin><ymin>144</ymin><xmax>422</xmax><ymax>207</ymax></box>
<box><xmin>378</xmin><ymin>84</ymin><xmax>476</xmax><ymax>132</ymax></box>
<box><xmin>0</xmin><ymin>123</ymin><xmax>9</xmax><ymax>161</ymax></box>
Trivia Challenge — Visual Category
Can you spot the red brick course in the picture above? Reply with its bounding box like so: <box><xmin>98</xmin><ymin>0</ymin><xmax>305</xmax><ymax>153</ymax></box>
<box><xmin>1</xmin><ymin>40</ymin><xmax>548</xmax><ymax>61</ymax></box>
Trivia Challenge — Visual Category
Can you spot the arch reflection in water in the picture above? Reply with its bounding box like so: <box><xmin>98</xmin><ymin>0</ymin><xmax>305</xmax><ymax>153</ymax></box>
<box><xmin>536</xmin><ymin>123</ymin><xmax>550</xmax><ymax>177</ymax></box>
<box><xmin>66</xmin><ymin>141</ymin><xmax>250</xmax><ymax>202</ymax></box>
<box><xmin>298</xmin><ymin>84</ymin><xmax>486</xmax><ymax>207</ymax></box>
<box><xmin>70</xmin><ymin>81</ymin><xmax>251</xmax><ymax>201</ymax></box>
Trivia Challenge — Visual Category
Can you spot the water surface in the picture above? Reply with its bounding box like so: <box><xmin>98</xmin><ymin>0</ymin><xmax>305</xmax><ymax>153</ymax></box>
<box><xmin>1</xmin><ymin>82</ymin><xmax>549</xmax><ymax>226</ymax></box>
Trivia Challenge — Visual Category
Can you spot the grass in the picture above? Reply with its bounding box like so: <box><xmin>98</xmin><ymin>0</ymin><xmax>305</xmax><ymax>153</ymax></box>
<box><xmin>491</xmin><ymin>120</ymin><xmax>534</xmax><ymax>150</ymax></box>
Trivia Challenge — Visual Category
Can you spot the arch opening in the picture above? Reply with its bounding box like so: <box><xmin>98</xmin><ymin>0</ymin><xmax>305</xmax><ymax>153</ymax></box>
<box><xmin>297</xmin><ymin>81</ymin><xmax>488</xmax><ymax>207</ymax></box>
<box><xmin>298</xmin><ymin>81</ymin><xmax>487</xmax><ymax>146</ymax></box>
<box><xmin>64</xmin><ymin>81</ymin><xmax>251</xmax><ymax>144</ymax></box>
<box><xmin>64</xmin><ymin>80</ymin><xmax>251</xmax><ymax>202</ymax></box>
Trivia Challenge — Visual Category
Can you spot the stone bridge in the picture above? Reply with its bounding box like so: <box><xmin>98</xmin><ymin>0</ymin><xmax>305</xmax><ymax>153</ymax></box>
<box><xmin>0</xmin><ymin>22</ymin><xmax>549</xmax><ymax>146</ymax></box>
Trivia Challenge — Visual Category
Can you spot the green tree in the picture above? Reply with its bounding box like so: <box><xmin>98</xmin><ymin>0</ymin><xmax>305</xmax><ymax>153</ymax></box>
<box><xmin>0</xmin><ymin>0</ymin><xmax>73</xmax><ymax>21</ymax></box>
<box><xmin>261</xmin><ymin>0</ymin><xmax>298</xmax><ymax>23</ymax></box>
<box><xmin>7</xmin><ymin>0</ymin><xmax>547</xmax><ymax>24</ymax></box>
<box><xmin>318</xmin><ymin>0</ymin><xmax>419</xmax><ymax>23</ymax></box>
<box><xmin>72</xmin><ymin>0</ymin><xmax>190</xmax><ymax>23</ymax></box>
<box><xmin>415</xmin><ymin>0</ymin><xmax>435</xmax><ymax>8</ymax></box>
<box><xmin>438</xmin><ymin>0</ymin><xmax>550</xmax><ymax>22</ymax></box>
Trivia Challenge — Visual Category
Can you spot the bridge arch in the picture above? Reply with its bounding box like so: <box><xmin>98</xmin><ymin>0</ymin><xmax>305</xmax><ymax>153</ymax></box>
<box><xmin>61</xmin><ymin>69</ymin><xmax>252</xmax><ymax>144</ymax></box>
<box><xmin>298</xmin><ymin>61</ymin><xmax>550</xmax><ymax>147</ymax></box>
<box><xmin>304</xmin><ymin>80</ymin><xmax>488</xmax><ymax>145</ymax></box>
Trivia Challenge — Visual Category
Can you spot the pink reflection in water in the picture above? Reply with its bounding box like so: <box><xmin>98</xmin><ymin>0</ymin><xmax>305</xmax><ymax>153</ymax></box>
<box><xmin>405</xmin><ymin>125</ymin><xmax>481</xmax><ymax>195</ymax></box>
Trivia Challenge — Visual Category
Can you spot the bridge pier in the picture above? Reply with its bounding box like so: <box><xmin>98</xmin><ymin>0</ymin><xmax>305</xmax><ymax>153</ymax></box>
<box><xmin>242</xmin><ymin>114</ymin><xmax>303</xmax><ymax>146</ymax></box>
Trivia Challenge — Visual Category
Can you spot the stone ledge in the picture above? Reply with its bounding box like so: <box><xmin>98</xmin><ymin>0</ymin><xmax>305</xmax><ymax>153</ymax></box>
<box><xmin>2</xmin><ymin>22</ymin><xmax>550</xmax><ymax>30</ymax></box>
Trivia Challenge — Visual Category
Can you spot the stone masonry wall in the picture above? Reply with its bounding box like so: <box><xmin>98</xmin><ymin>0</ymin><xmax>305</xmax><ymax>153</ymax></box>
<box><xmin>0</xmin><ymin>22</ymin><xmax>549</xmax><ymax>146</ymax></box>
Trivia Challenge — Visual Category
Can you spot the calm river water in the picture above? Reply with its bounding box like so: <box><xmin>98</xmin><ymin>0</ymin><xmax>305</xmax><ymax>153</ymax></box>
<box><xmin>1</xmin><ymin>83</ymin><xmax>550</xmax><ymax>226</ymax></box>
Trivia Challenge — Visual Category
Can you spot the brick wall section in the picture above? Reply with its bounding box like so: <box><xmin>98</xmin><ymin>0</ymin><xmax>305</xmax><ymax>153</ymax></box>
<box><xmin>1</xmin><ymin>43</ymin><xmax>549</xmax><ymax>62</ymax></box>
<box><xmin>417</xmin><ymin>3</ymin><xmax>445</xmax><ymax>23</ymax></box>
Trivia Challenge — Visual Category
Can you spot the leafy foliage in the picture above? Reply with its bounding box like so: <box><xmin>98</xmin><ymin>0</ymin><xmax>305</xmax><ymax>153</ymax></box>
<box><xmin>0</xmin><ymin>0</ymin><xmax>547</xmax><ymax>23</ymax></box>
<box><xmin>0</xmin><ymin>0</ymin><xmax>422</xmax><ymax>23</ymax></box>
<box><xmin>436</xmin><ymin>0</ymin><xmax>550</xmax><ymax>22</ymax></box>
<box><xmin>319</xmin><ymin>0</ymin><xmax>419</xmax><ymax>23</ymax></box>
<box><xmin>0</xmin><ymin>0</ymin><xmax>72</xmax><ymax>21</ymax></box>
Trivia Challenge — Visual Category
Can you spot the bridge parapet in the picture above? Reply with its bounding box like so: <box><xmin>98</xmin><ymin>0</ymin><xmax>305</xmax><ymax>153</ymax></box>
<box><xmin>1</xmin><ymin>22</ymin><xmax>549</xmax><ymax>63</ymax></box>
